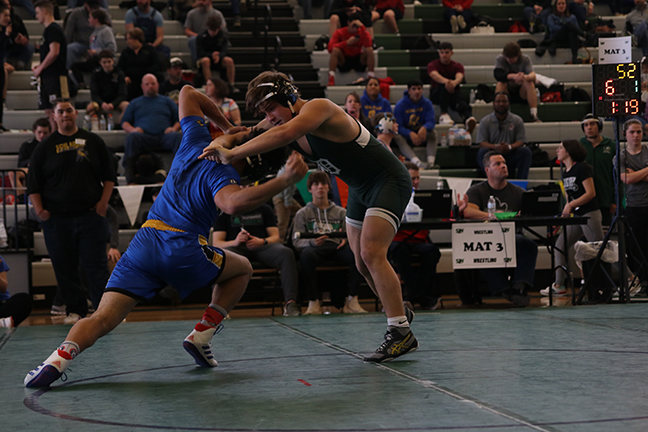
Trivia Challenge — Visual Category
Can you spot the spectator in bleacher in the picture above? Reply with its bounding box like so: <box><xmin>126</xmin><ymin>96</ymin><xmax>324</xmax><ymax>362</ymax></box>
<box><xmin>371</xmin><ymin>112</ymin><xmax>397</xmax><ymax>151</ymax></box>
<box><xmin>388</xmin><ymin>161</ymin><xmax>441</xmax><ymax>311</ymax></box>
<box><xmin>196</xmin><ymin>14</ymin><xmax>238</xmax><ymax>93</ymax></box>
<box><xmin>27</xmin><ymin>98</ymin><xmax>115</xmax><ymax>323</ymax></box>
<box><xmin>344</xmin><ymin>91</ymin><xmax>373</xmax><ymax>131</ymax></box>
<box><xmin>627</xmin><ymin>0</ymin><xmax>648</xmax><ymax>56</ymax></box>
<box><xmin>393</xmin><ymin>79</ymin><xmax>437</xmax><ymax>169</ymax></box>
<box><xmin>494</xmin><ymin>42</ymin><xmax>541</xmax><ymax>123</ymax></box>
<box><xmin>64</xmin><ymin>0</ymin><xmax>110</xmax><ymax>69</ymax></box>
<box><xmin>460</xmin><ymin>151</ymin><xmax>537</xmax><ymax>306</ymax></box>
<box><xmin>124</xmin><ymin>0</ymin><xmax>170</xmax><ymax>58</ymax></box>
<box><xmin>124</xmin><ymin>148</ymin><xmax>167</xmax><ymax>185</ymax></box>
<box><xmin>159</xmin><ymin>57</ymin><xmax>193</xmax><ymax>101</ymax></box>
<box><xmin>371</xmin><ymin>0</ymin><xmax>404</xmax><ymax>34</ymax></box>
<box><xmin>541</xmin><ymin>139</ymin><xmax>602</xmax><ymax>297</ymax></box>
<box><xmin>443</xmin><ymin>0</ymin><xmax>473</xmax><ymax>34</ymax></box>
<box><xmin>569</xmin><ymin>0</ymin><xmax>594</xmax><ymax>29</ymax></box>
<box><xmin>580</xmin><ymin>114</ymin><xmax>616</xmax><ymax>227</ymax></box>
<box><xmin>360</xmin><ymin>77</ymin><xmax>391</xmax><ymax>120</ymax></box>
<box><xmin>0</xmin><ymin>254</ymin><xmax>33</xmax><ymax>327</ymax></box>
<box><xmin>183</xmin><ymin>0</ymin><xmax>228</xmax><ymax>64</ymax></box>
<box><xmin>292</xmin><ymin>171</ymin><xmax>367</xmax><ymax>315</ymax></box>
<box><xmin>329</xmin><ymin>0</ymin><xmax>373</xmax><ymax>40</ymax></box>
<box><xmin>33</xmin><ymin>0</ymin><xmax>69</xmax><ymax>130</ymax></box>
<box><xmin>70</xmin><ymin>9</ymin><xmax>116</xmax><ymax>86</ymax></box>
<box><xmin>614</xmin><ymin>119</ymin><xmax>648</xmax><ymax>290</ymax></box>
<box><xmin>117</xmin><ymin>27</ymin><xmax>161</xmax><ymax>100</ymax></box>
<box><xmin>327</xmin><ymin>13</ymin><xmax>374</xmax><ymax>87</ymax></box>
<box><xmin>212</xmin><ymin>202</ymin><xmax>302</xmax><ymax>316</ymax></box>
<box><xmin>476</xmin><ymin>92</ymin><xmax>531</xmax><ymax>179</ymax></box>
<box><xmin>204</xmin><ymin>77</ymin><xmax>240</xmax><ymax>138</ymax></box>
<box><xmin>121</xmin><ymin>74</ymin><xmax>182</xmax><ymax>175</ymax></box>
<box><xmin>2</xmin><ymin>0</ymin><xmax>34</xmax><ymax>71</ymax></box>
<box><xmin>427</xmin><ymin>41</ymin><xmax>476</xmax><ymax>133</ymax></box>
<box><xmin>523</xmin><ymin>0</ymin><xmax>551</xmax><ymax>33</ymax></box>
<box><xmin>87</xmin><ymin>50</ymin><xmax>129</xmax><ymax>122</ymax></box>
<box><xmin>17</xmin><ymin>118</ymin><xmax>51</xmax><ymax>185</ymax></box>
<box><xmin>535</xmin><ymin>0</ymin><xmax>589</xmax><ymax>65</ymax></box>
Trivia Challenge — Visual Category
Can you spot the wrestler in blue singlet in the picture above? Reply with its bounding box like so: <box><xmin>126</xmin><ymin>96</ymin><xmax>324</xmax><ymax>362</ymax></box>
<box><xmin>106</xmin><ymin>116</ymin><xmax>240</xmax><ymax>300</ymax></box>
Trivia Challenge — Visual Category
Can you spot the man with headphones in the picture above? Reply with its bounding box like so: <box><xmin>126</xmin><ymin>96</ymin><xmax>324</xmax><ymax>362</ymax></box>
<box><xmin>201</xmin><ymin>71</ymin><xmax>419</xmax><ymax>363</ymax></box>
<box><xmin>580</xmin><ymin>114</ymin><xmax>616</xmax><ymax>226</ymax></box>
<box><xmin>24</xmin><ymin>86</ymin><xmax>309</xmax><ymax>387</ymax></box>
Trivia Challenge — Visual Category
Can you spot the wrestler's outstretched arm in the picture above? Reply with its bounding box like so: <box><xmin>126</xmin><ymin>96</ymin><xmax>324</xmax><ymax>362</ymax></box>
<box><xmin>178</xmin><ymin>86</ymin><xmax>244</xmax><ymax>135</ymax></box>
<box><xmin>199</xmin><ymin>99</ymin><xmax>332</xmax><ymax>163</ymax></box>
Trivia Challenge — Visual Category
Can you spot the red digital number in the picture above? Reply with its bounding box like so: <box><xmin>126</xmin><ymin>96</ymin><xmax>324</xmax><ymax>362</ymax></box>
<box><xmin>605</xmin><ymin>79</ymin><xmax>615</xmax><ymax>95</ymax></box>
<box><xmin>626</xmin><ymin>99</ymin><xmax>639</xmax><ymax>115</ymax></box>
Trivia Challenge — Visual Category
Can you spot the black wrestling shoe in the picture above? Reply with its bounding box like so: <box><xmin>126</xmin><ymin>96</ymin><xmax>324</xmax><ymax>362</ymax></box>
<box><xmin>363</xmin><ymin>326</ymin><xmax>419</xmax><ymax>363</ymax></box>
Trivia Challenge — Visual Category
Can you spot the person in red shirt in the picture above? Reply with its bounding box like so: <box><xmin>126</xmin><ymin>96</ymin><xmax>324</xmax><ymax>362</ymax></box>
<box><xmin>371</xmin><ymin>0</ymin><xmax>404</xmax><ymax>33</ymax></box>
<box><xmin>442</xmin><ymin>0</ymin><xmax>474</xmax><ymax>33</ymax></box>
<box><xmin>388</xmin><ymin>161</ymin><xmax>441</xmax><ymax>310</ymax></box>
<box><xmin>427</xmin><ymin>41</ymin><xmax>476</xmax><ymax>132</ymax></box>
<box><xmin>327</xmin><ymin>13</ymin><xmax>374</xmax><ymax>87</ymax></box>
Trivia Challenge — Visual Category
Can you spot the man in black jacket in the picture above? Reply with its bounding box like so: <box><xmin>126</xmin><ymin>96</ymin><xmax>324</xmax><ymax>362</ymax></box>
<box><xmin>88</xmin><ymin>50</ymin><xmax>129</xmax><ymax>121</ymax></box>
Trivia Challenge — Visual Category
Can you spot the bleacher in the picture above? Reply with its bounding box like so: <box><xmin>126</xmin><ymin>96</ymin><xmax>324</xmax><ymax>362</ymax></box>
<box><xmin>3</xmin><ymin>0</ymin><xmax>633</xmax><ymax>299</ymax></box>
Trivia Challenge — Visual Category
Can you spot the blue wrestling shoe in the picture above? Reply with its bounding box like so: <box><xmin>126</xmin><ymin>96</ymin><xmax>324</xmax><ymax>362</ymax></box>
<box><xmin>24</xmin><ymin>351</ymin><xmax>69</xmax><ymax>388</ymax></box>
<box><xmin>183</xmin><ymin>324</ymin><xmax>222</xmax><ymax>368</ymax></box>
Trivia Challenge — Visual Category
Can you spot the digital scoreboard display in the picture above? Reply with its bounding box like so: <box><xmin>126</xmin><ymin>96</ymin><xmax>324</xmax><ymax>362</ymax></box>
<box><xmin>592</xmin><ymin>63</ymin><xmax>641</xmax><ymax>117</ymax></box>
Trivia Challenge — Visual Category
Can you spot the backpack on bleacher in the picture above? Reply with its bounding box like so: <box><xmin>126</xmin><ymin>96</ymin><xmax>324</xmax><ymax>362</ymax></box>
<box><xmin>475</xmin><ymin>83</ymin><xmax>495</xmax><ymax>103</ymax></box>
<box><xmin>314</xmin><ymin>35</ymin><xmax>329</xmax><ymax>51</ymax></box>
<box><xmin>563</xmin><ymin>86</ymin><xmax>590</xmax><ymax>102</ymax></box>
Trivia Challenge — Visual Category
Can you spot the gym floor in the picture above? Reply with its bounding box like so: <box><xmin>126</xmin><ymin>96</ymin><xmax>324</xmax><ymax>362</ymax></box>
<box><xmin>3</xmin><ymin>299</ymin><xmax>648</xmax><ymax>431</ymax></box>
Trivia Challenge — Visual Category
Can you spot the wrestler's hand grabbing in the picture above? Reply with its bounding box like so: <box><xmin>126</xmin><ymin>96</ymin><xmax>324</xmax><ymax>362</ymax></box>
<box><xmin>282</xmin><ymin>152</ymin><xmax>308</xmax><ymax>183</ymax></box>
<box><xmin>200</xmin><ymin>135</ymin><xmax>235</xmax><ymax>163</ymax></box>
<box><xmin>225</xmin><ymin>126</ymin><xmax>248</xmax><ymax>135</ymax></box>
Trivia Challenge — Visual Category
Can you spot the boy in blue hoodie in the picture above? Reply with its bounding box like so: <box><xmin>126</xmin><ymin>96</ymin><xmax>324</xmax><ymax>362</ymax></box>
<box><xmin>360</xmin><ymin>77</ymin><xmax>392</xmax><ymax>120</ymax></box>
<box><xmin>393</xmin><ymin>79</ymin><xmax>437</xmax><ymax>169</ymax></box>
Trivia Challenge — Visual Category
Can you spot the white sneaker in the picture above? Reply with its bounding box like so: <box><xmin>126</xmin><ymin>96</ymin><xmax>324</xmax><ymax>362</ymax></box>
<box><xmin>0</xmin><ymin>316</ymin><xmax>13</xmax><ymax>327</ymax></box>
<box><xmin>457</xmin><ymin>15</ymin><xmax>466</xmax><ymax>29</ymax></box>
<box><xmin>438</xmin><ymin>113</ymin><xmax>454</xmax><ymax>125</ymax></box>
<box><xmin>304</xmin><ymin>300</ymin><xmax>322</xmax><ymax>315</ymax></box>
<box><xmin>342</xmin><ymin>296</ymin><xmax>368</xmax><ymax>314</ymax></box>
<box><xmin>63</xmin><ymin>313</ymin><xmax>81</xmax><ymax>325</ymax></box>
<box><xmin>540</xmin><ymin>283</ymin><xmax>567</xmax><ymax>296</ymax></box>
<box><xmin>50</xmin><ymin>304</ymin><xmax>66</xmax><ymax>316</ymax></box>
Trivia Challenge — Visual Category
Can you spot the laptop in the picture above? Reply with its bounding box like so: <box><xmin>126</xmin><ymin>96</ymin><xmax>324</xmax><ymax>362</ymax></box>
<box><xmin>413</xmin><ymin>189</ymin><xmax>453</xmax><ymax>219</ymax></box>
<box><xmin>520</xmin><ymin>190</ymin><xmax>562</xmax><ymax>217</ymax></box>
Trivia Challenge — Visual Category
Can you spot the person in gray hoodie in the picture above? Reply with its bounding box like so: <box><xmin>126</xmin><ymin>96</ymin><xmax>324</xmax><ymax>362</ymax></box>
<box><xmin>71</xmin><ymin>9</ymin><xmax>117</xmax><ymax>86</ymax></box>
<box><xmin>292</xmin><ymin>171</ymin><xmax>367</xmax><ymax>315</ymax></box>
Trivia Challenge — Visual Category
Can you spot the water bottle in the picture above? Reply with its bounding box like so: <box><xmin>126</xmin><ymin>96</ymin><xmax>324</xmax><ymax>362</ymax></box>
<box><xmin>487</xmin><ymin>195</ymin><xmax>496</xmax><ymax>219</ymax></box>
<box><xmin>91</xmin><ymin>114</ymin><xmax>99</xmax><ymax>131</ymax></box>
<box><xmin>469</xmin><ymin>88</ymin><xmax>476</xmax><ymax>104</ymax></box>
<box><xmin>448</xmin><ymin>133</ymin><xmax>455</xmax><ymax>146</ymax></box>
<box><xmin>535</xmin><ymin>88</ymin><xmax>541</xmax><ymax>101</ymax></box>
<box><xmin>436</xmin><ymin>180</ymin><xmax>444</xmax><ymax>190</ymax></box>
<box><xmin>99</xmin><ymin>115</ymin><xmax>106</xmax><ymax>131</ymax></box>
<box><xmin>84</xmin><ymin>115</ymin><xmax>92</xmax><ymax>130</ymax></box>
<box><xmin>440</xmin><ymin>134</ymin><xmax>447</xmax><ymax>146</ymax></box>
<box><xmin>107</xmin><ymin>114</ymin><xmax>114</xmax><ymax>131</ymax></box>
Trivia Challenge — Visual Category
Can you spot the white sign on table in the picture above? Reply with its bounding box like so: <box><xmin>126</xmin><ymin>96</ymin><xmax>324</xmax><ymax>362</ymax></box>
<box><xmin>451</xmin><ymin>222</ymin><xmax>517</xmax><ymax>269</ymax></box>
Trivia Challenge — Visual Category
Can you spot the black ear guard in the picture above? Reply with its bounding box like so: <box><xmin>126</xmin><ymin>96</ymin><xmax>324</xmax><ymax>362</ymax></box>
<box><xmin>581</xmin><ymin>114</ymin><xmax>603</xmax><ymax>132</ymax></box>
<box><xmin>255</xmin><ymin>79</ymin><xmax>299</xmax><ymax>111</ymax></box>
